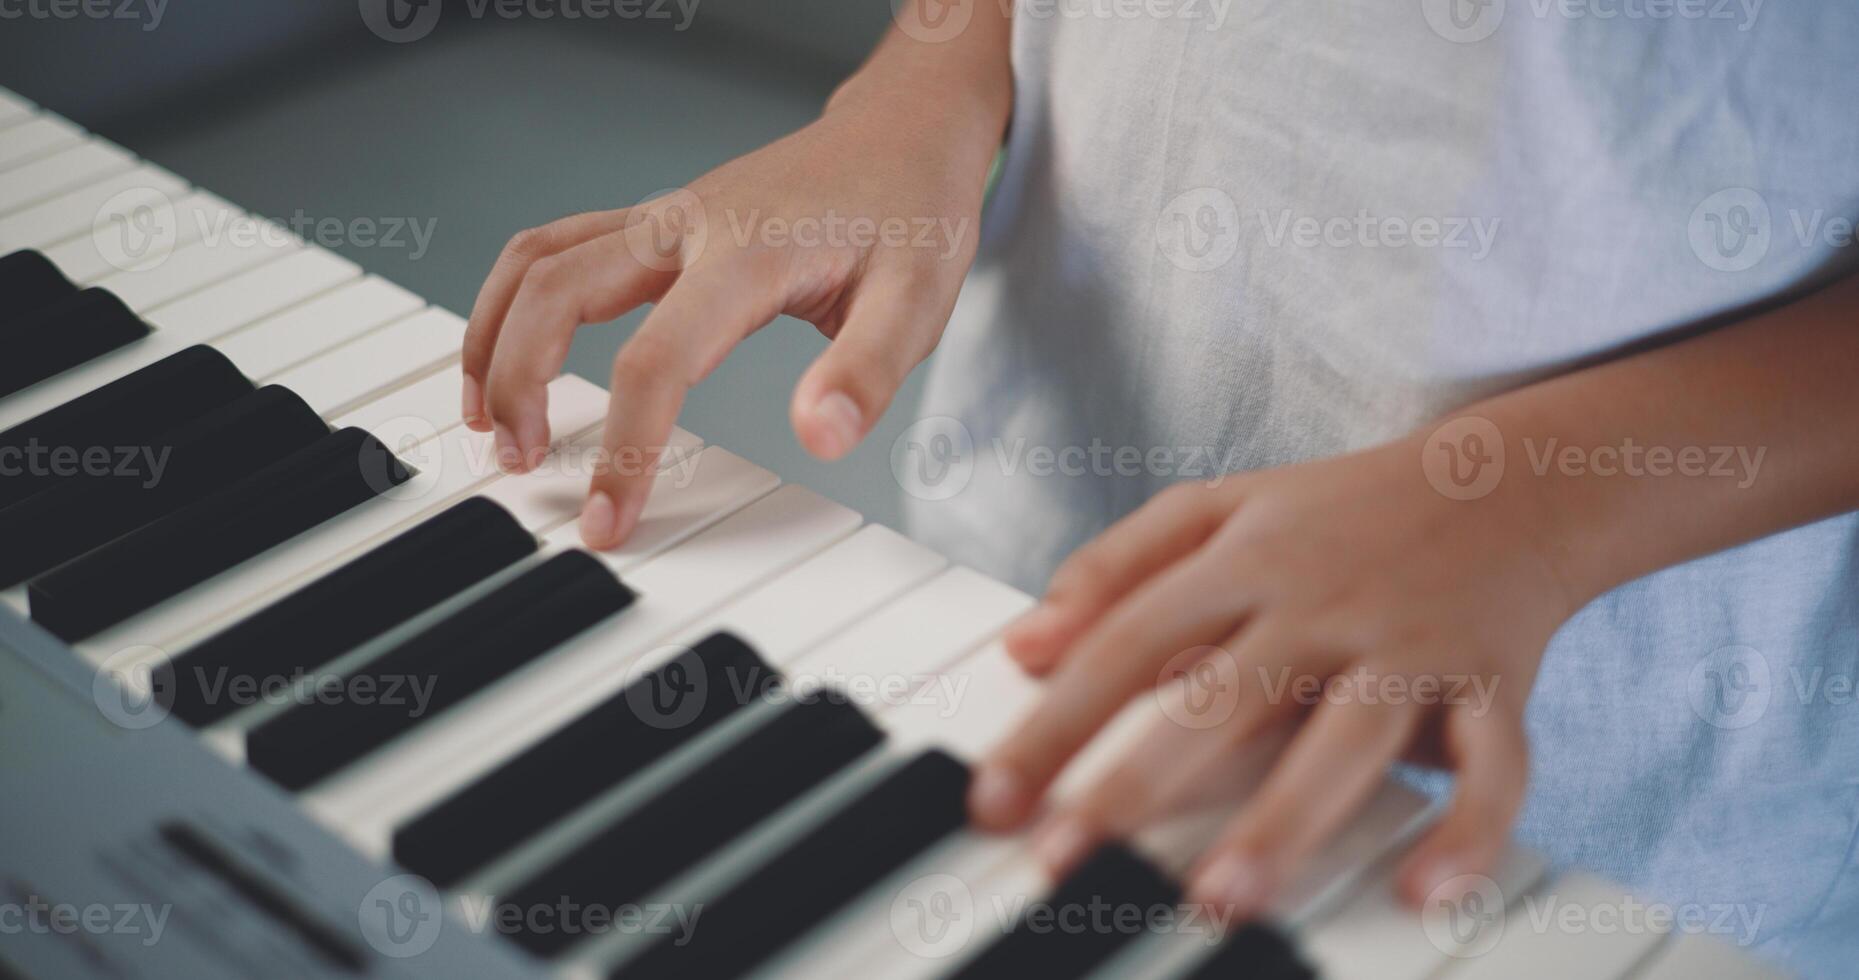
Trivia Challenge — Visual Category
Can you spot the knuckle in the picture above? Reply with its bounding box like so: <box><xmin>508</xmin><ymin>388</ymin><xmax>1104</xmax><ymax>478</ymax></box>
<box><xmin>610</xmin><ymin>331</ymin><xmax>680</xmax><ymax>388</ymax></box>
<box><xmin>503</xmin><ymin>226</ymin><xmax>554</xmax><ymax>262</ymax></box>
<box><xmin>524</xmin><ymin>253</ymin><xmax>571</xmax><ymax>291</ymax></box>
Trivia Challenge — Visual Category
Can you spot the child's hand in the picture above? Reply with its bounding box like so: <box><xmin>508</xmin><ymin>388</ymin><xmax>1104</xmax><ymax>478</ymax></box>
<box><xmin>969</xmin><ymin>432</ymin><xmax>1577</xmax><ymax>913</ymax></box>
<box><xmin>460</xmin><ymin>79</ymin><xmax>1001</xmax><ymax>548</ymax></box>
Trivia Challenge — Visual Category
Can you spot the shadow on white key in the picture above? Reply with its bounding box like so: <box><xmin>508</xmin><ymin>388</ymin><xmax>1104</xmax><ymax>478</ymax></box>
<box><xmin>477</xmin><ymin>427</ymin><xmax>704</xmax><ymax>535</ymax></box>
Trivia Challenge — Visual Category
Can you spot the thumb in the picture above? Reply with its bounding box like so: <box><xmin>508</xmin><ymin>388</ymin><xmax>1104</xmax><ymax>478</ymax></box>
<box><xmin>790</xmin><ymin>270</ymin><xmax>952</xmax><ymax>460</ymax></box>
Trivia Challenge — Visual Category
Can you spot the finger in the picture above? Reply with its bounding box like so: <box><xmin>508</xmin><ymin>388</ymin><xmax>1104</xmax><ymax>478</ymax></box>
<box><xmin>483</xmin><ymin>225</ymin><xmax>676</xmax><ymax>471</ymax></box>
<box><xmin>789</xmin><ymin>265</ymin><xmax>952</xmax><ymax>461</ymax></box>
<box><xmin>1005</xmin><ymin>482</ymin><xmax>1233</xmax><ymax>674</ymax></box>
<box><xmin>463</xmin><ymin>209</ymin><xmax>633</xmax><ymax>429</ymax></box>
<box><xmin>971</xmin><ymin>554</ymin><xmax>1261</xmax><ymax>830</ymax></box>
<box><xmin>1397</xmin><ymin>703</ymin><xmax>1528</xmax><ymax>906</ymax></box>
<box><xmin>581</xmin><ymin>253</ymin><xmax>786</xmax><ymax>549</ymax></box>
<box><xmin>1186</xmin><ymin>682</ymin><xmax>1424</xmax><ymax>915</ymax></box>
<box><xmin>1028</xmin><ymin>645</ymin><xmax>1301</xmax><ymax>877</ymax></box>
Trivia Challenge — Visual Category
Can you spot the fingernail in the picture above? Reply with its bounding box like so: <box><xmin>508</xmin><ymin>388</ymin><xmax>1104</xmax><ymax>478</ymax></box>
<box><xmin>809</xmin><ymin>392</ymin><xmax>863</xmax><ymax>459</ymax></box>
<box><xmin>1005</xmin><ymin>605</ymin><xmax>1065</xmax><ymax>650</ymax></box>
<box><xmin>461</xmin><ymin>375</ymin><xmax>484</xmax><ymax>427</ymax></box>
<box><xmin>493</xmin><ymin>426</ymin><xmax>522</xmax><ymax>473</ymax></box>
<box><xmin>580</xmin><ymin>492</ymin><xmax>618</xmax><ymax>549</ymax></box>
<box><xmin>1191</xmin><ymin>854</ymin><xmax>1268</xmax><ymax>914</ymax></box>
<box><xmin>968</xmin><ymin>765</ymin><xmax>1029</xmax><ymax>828</ymax></box>
<box><xmin>1033</xmin><ymin>817</ymin><xmax>1095</xmax><ymax>873</ymax></box>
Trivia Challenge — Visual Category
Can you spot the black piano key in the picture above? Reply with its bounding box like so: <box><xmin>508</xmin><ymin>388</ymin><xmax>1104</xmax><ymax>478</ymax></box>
<box><xmin>613</xmin><ymin>749</ymin><xmax>971</xmax><ymax>980</ymax></box>
<box><xmin>0</xmin><ymin>250</ymin><xmax>79</xmax><ymax>325</ymax></box>
<box><xmin>394</xmin><ymin>631</ymin><xmax>781</xmax><ymax>888</ymax></box>
<box><xmin>27</xmin><ymin>427</ymin><xmax>410</xmax><ymax>641</ymax></box>
<box><xmin>0</xmin><ymin>386</ymin><xmax>328</xmax><ymax>587</ymax></box>
<box><xmin>245</xmin><ymin>550</ymin><xmax>634</xmax><ymax>791</ymax></box>
<box><xmin>0</xmin><ymin>289</ymin><xmax>151</xmax><ymax>397</ymax></box>
<box><xmin>499</xmin><ymin>693</ymin><xmax>884</xmax><ymax>959</ymax></box>
<box><xmin>0</xmin><ymin>345</ymin><xmax>252</xmax><ymax>510</ymax></box>
<box><xmin>166</xmin><ymin>498</ymin><xmax>540</xmax><ymax>729</ymax></box>
<box><xmin>950</xmin><ymin>844</ymin><xmax>1181</xmax><ymax>980</ymax></box>
<box><xmin>1180</xmin><ymin>923</ymin><xmax>1316</xmax><ymax>980</ymax></box>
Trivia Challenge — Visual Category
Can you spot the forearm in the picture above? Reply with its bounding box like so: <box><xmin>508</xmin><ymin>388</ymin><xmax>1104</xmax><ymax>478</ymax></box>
<box><xmin>1467</xmin><ymin>273</ymin><xmax>1859</xmax><ymax>606</ymax></box>
<box><xmin>825</xmin><ymin>0</ymin><xmax>1014</xmax><ymax>180</ymax></box>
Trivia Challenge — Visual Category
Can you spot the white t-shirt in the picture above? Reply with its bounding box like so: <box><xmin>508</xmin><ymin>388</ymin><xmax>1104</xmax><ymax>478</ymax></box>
<box><xmin>906</xmin><ymin>2</ymin><xmax>1859</xmax><ymax>974</ymax></box>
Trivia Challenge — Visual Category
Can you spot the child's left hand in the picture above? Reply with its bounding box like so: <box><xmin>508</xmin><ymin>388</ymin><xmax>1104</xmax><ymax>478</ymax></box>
<box><xmin>966</xmin><ymin>428</ymin><xmax>1578</xmax><ymax>913</ymax></box>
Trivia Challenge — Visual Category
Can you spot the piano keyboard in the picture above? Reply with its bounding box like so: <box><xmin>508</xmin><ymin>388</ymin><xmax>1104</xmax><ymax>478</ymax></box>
<box><xmin>0</xmin><ymin>87</ymin><xmax>1787</xmax><ymax>980</ymax></box>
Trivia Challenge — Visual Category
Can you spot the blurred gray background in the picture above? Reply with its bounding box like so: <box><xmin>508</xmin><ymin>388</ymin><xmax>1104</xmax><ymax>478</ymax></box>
<box><xmin>0</xmin><ymin>0</ymin><xmax>930</xmax><ymax>526</ymax></box>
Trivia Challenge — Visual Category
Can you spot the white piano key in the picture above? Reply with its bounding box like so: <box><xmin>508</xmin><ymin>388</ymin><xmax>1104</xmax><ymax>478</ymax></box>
<box><xmin>0</xmin><ymin>91</ymin><xmax>32</xmax><ymax>127</ymax></box>
<box><xmin>0</xmin><ymin>116</ymin><xmax>83</xmax><ymax>170</ymax></box>
<box><xmin>787</xmin><ymin>565</ymin><xmax>1035</xmax><ymax>705</ymax></box>
<box><xmin>1303</xmin><ymin>847</ymin><xmax>1548</xmax><ymax>980</ymax></box>
<box><xmin>1632</xmin><ymin>932</ymin><xmax>1788</xmax><ymax>980</ymax></box>
<box><xmin>215</xmin><ymin>277</ymin><xmax>423</xmax><ymax>380</ymax></box>
<box><xmin>270</xmin><ymin>307</ymin><xmax>465</xmax><ymax>417</ymax></box>
<box><xmin>477</xmin><ymin>427</ymin><xmax>710</xmax><ymax>534</ymax></box>
<box><xmin>72</xmin><ymin>377</ymin><xmax>611</xmax><ymax>663</ymax></box>
<box><xmin>98</xmin><ymin>220</ymin><xmax>302</xmax><ymax>313</ymax></box>
<box><xmin>664</xmin><ymin>522</ymin><xmax>949</xmax><ymax>668</ymax></box>
<box><xmin>330</xmin><ymin>368</ymin><xmax>466</xmax><ymax>439</ymax></box>
<box><xmin>0</xmin><ymin>164</ymin><xmax>187</xmax><ymax>252</ymax></box>
<box><xmin>532</xmin><ymin>445</ymin><xmax>775</xmax><ymax>573</ymax></box>
<box><xmin>878</xmin><ymin>640</ymin><xmax>1043</xmax><ymax>759</ymax></box>
<box><xmin>43</xmin><ymin>188</ymin><xmax>225</xmax><ymax>284</ymax></box>
<box><xmin>1434</xmin><ymin>872</ymin><xmax>1671</xmax><ymax>980</ymax></box>
<box><xmin>309</xmin><ymin>485</ymin><xmax>860</xmax><ymax>845</ymax></box>
<box><xmin>144</xmin><ymin>247</ymin><xmax>359</xmax><ymax>340</ymax></box>
<box><xmin>0</xmin><ymin>140</ymin><xmax>135</xmax><ymax>214</ymax></box>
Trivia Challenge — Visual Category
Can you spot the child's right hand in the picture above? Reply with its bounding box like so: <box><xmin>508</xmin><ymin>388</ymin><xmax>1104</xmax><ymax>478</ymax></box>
<box><xmin>459</xmin><ymin>77</ymin><xmax>1002</xmax><ymax>548</ymax></box>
